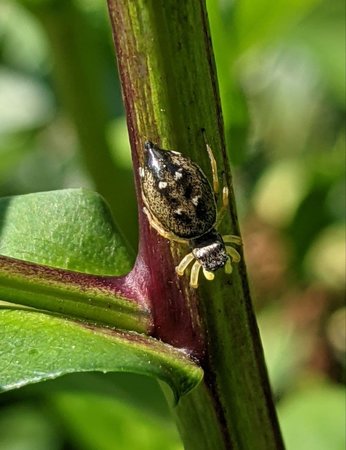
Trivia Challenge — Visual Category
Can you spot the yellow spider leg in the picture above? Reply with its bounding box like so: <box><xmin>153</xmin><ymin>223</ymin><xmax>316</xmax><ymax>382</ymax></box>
<box><xmin>224</xmin><ymin>258</ymin><xmax>233</xmax><ymax>274</ymax></box>
<box><xmin>202</xmin><ymin>129</ymin><xmax>219</xmax><ymax>195</ymax></box>
<box><xmin>216</xmin><ymin>186</ymin><xmax>229</xmax><ymax>227</ymax></box>
<box><xmin>223</xmin><ymin>235</ymin><xmax>242</xmax><ymax>245</ymax></box>
<box><xmin>222</xmin><ymin>185</ymin><xmax>229</xmax><ymax>207</ymax></box>
<box><xmin>226</xmin><ymin>246</ymin><xmax>241</xmax><ymax>263</ymax></box>
<box><xmin>175</xmin><ymin>252</ymin><xmax>195</xmax><ymax>276</ymax></box>
<box><xmin>203</xmin><ymin>268</ymin><xmax>215</xmax><ymax>281</ymax></box>
<box><xmin>190</xmin><ymin>260</ymin><xmax>202</xmax><ymax>288</ymax></box>
<box><xmin>206</xmin><ymin>143</ymin><xmax>219</xmax><ymax>195</ymax></box>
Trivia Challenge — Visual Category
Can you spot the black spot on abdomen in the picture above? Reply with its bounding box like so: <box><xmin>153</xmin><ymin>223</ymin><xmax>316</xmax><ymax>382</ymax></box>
<box><xmin>183</xmin><ymin>184</ymin><xmax>193</xmax><ymax>199</ymax></box>
<box><xmin>173</xmin><ymin>211</ymin><xmax>192</xmax><ymax>225</ymax></box>
<box><xmin>196</xmin><ymin>201</ymin><xmax>207</xmax><ymax>219</ymax></box>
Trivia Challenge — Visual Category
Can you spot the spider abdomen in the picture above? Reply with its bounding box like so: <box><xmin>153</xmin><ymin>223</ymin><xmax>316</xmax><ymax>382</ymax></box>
<box><xmin>141</xmin><ymin>141</ymin><xmax>216</xmax><ymax>239</ymax></box>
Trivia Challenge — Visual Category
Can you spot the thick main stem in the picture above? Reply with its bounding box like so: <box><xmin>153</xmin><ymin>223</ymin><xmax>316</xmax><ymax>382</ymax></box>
<box><xmin>107</xmin><ymin>1</ymin><xmax>284</xmax><ymax>449</ymax></box>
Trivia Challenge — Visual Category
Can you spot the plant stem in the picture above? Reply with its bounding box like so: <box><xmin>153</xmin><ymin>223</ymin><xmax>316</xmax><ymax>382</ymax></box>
<box><xmin>107</xmin><ymin>1</ymin><xmax>285</xmax><ymax>449</ymax></box>
<box><xmin>0</xmin><ymin>255</ymin><xmax>151</xmax><ymax>333</ymax></box>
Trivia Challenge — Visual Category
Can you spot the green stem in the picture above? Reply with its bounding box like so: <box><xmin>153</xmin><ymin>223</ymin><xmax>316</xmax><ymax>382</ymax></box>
<box><xmin>107</xmin><ymin>1</ymin><xmax>284</xmax><ymax>449</ymax></box>
<box><xmin>0</xmin><ymin>255</ymin><xmax>151</xmax><ymax>333</ymax></box>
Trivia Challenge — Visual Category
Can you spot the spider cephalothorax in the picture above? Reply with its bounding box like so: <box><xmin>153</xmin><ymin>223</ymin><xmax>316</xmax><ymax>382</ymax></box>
<box><xmin>139</xmin><ymin>139</ymin><xmax>241</xmax><ymax>288</ymax></box>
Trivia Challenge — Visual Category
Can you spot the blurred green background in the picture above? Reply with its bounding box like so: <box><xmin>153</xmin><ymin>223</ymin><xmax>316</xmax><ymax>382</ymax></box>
<box><xmin>0</xmin><ymin>0</ymin><xmax>344</xmax><ymax>449</ymax></box>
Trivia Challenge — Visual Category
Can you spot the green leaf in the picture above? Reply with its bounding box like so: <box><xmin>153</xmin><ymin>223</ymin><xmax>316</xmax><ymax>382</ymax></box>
<box><xmin>0</xmin><ymin>309</ymin><xmax>203</xmax><ymax>402</ymax></box>
<box><xmin>0</xmin><ymin>190</ymin><xmax>202</xmax><ymax>402</ymax></box>
<box><xmin>0</xmin><ymin>189</ymin><xmax>146</xmax><ymax>331</ymax></box>
<box><xmin>0</xmin><ymin>188</ymin><xmax>132</xmax><ymax>275</ymax></box>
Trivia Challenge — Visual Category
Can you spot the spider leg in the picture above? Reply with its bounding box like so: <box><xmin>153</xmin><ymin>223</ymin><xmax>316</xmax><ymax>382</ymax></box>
<box><xmin>226</xmin><ymin>246</ymin><xmax>241</xmax><ymax>263</ymax></box>
<box><xmin>190</xmin><ymin>260</ymin><xmax>202</xmax><ymax>288</ymax></box>
<box><xmin>201</xmin><ymin>130</ymin><xmax>232</xmax><ymax>229</ymax></box>
<box><xmin>176</xmin><ymin>252</ymin><xmax>195</xmax><ymax>276</ymax></box>
<box><xmin>206</xmin><ymin>143</ymin><xmax>219</xmax><ymax>195</ymax></box>
<box><xmin>203</xmin><ymin>268</ymin><xmax>215</xmax><ymax>281</ymax></box>
<box><xmin>223</xmin><ymin>234</ymin><xmax>242</xmax><ymax>245</ymax></box>
<box><xmin>201</xmin><ymin>131</ymin><xmax>240</xmax><ymax>234</ymax></box>
<box><xmin>216</xmin><ymin>186</ymin><xmax>229</xmax><ymax>227</ymax></box>
<box><xmin>202</xmin><ymin>129</ymin><xmax>219</xmax><ymax>195</ymax></box>
<box><xmin>224</xmin><ymin>258</ymin><xmax>233</xmax><ymax>274</ymax></box>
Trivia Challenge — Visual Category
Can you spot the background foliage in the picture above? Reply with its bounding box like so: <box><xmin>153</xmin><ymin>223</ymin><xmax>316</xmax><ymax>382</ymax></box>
<box><xmin>0</xmin><ymin>0</ymin><xmax>344</xmax><ymax>449</ymax></box>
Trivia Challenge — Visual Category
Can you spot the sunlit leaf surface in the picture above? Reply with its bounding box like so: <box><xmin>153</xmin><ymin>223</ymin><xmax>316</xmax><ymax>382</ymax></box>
<box><xmin>0</xmin><ymin>189</ymin><xmax>132</xmax><ymax>275</ymax></box>
<box><xmin>0</xmin><ymin>309</ymin><xmax>203</xmax><ymax>401</ymax></box>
